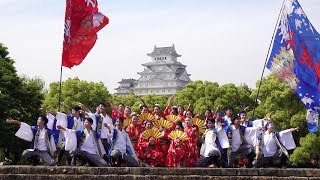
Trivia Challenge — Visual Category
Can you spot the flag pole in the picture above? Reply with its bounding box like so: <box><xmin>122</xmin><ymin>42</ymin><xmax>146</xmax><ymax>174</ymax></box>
<box><xmin>58</xmin><ymin>64</ymin><xmax>63</xmax><ymax>112</ymax></box>
<box><xmin>251</xmin><ymin>0</ymin><xmax>286</xmax><ymax>119</ymax></box>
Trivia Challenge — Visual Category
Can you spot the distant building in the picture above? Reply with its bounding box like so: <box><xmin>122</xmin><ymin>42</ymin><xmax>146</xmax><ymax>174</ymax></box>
<box><xmin>114</xmin><ymin>79</ymin><xmax>137</xmax><ymax>95</ymax></box>
<box><xmin>115</xmin><ymin>45</ymin><xmax>191</xmax><ymax>95</ymax></box>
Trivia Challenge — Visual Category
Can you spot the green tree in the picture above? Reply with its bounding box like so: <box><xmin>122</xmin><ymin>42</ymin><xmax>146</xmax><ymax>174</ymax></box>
<box><xmin>111</xmin><ymin>92</ymin><xmax>169</xmax><ymax>114</ymax></box>
<box><xmin>42</xmin><ymin>77</ymin><xmax>111</xmax><ymax>113</ymax></box>
<box><xmin>173</xmin><ymin>81</ymin><xmax>254</xmax><ymax>118</ymax></box>
<box><xmin>290</xmin><ymin>133</ymin><xmax>320</xmax><ymax>167</ymax></box>
<box><xmin>251</xmin><ymin>75</ymin><xmax>306</xmax><ymax>131</ymax></box>
<box><xmin>0</xmin><ymin>43</ymin><xmax>45</xmax><ymax>163</ymax></box>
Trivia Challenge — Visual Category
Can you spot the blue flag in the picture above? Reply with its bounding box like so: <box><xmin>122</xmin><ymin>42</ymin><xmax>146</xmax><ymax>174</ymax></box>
<box><xmin>267</xmin><ymin>0</ymin><xmax>320</xmax><ymax>133</ymax></box>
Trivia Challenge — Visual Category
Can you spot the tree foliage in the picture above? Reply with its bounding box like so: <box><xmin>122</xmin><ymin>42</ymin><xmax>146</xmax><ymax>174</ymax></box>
<box><xmin>173</xmin><ymin>81</ymin><xmax>254</xmax><ymax>118</ymax></box>
<box><xmin>0</xmin><ymin>43</ymin><xmax>45</xmax><ymax>163</ymax></box>
<box><xmin>251</xmin><ymin>75</ymin><xmax>305</xmax><ymax>128</ymax></box>
<box><xmin>290</xmin><ymin>133</ymin><xmax>320</xmax><ymax>166</ymax></box>
<box><xmin>42</xmin><ymin>77</ymin><xmax>111</xmax><ymax>113</ymax></box>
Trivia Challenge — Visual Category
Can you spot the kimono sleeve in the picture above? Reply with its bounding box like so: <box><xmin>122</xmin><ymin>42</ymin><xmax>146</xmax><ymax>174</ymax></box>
<box><xmin>56</xmin><ymin>112</ymin><xmax>68</xmax><ymax>129</ymax></box>
<box><xmin>126</xmin><ymin>133</ymin><xmax>139</xmax><ymax>161</ymax></box>
<box><xmin>216</xmin><ymin>127</ymin><xmax>230</xmax><ymax>149</ymax></box>
<box><xmin>244</xmin><ymin>127</ymin><xmax>257</xmax><ymax>146</ymax></box>
<box><xmin>65</xmin><ymin>129</ymin><xmax>77</xmax><ymax>151</ymax></box>
<box><xmin>200</xmin><ymin>143</ymin><xmax>206</xmax><ymax>156</ymax></box>
<box><xmin>98</xmin><ymin>138</ymin><xmax>106</xmax><ymax>155</ymax></box>
<box><xmin>15</xmin><ymin>122</ymin><xmax>34</xmax><ymax>142</ymax></box>
<box><xmin>50</xmin><ymin>135</ymin><xmax>57</xmax><ymax>156</ymax></box>
<box><xmin>252</xmin><ymin>119</ymin><xmax>263</xmax><ymax>128</ymax></box>
<box><xmin>279</xmin><ymin>129</ymin><xmax>296</xmax><ymax>150</ymax></box>
<box><xmin>46</xmin><ymin>113</ymin><xmax>55</xmax><ymax>130</ymax></box>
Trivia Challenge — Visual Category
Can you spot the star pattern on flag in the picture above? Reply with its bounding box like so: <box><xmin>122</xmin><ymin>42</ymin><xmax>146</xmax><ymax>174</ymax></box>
<box><xmin>267</xmin><ymin>0</ymin><xmax>320</xmax><ymax>133</ymax></box>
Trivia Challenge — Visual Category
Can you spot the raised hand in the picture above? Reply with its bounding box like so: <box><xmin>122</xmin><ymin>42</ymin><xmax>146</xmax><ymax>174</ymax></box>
<box><xmin>46</xmin><ymin>109</ymin><xmax>57</xmax><ymax>116</ymax></box>
<box><xmin>103</xmin><ymin>123</ymin><xmax>111</xmax><ymax>131</ymax></box>
<box><xmin>167</xmin><ymin>95</ymin><xmax>175</xmax><ymax>106</ymax></box>
<box><xmin>243</xmin><ymin>106</ymin><xmax>249</xmax><ymax>112</ymax></box>
<box><xmin>6</xmin><ymin>119</ymin><xmax>20</xmax><ymax>125</ymax></box>
<box><xmin>56</xmin><ymin>125</ymin><xmax>66</xmax><ymax>131</ymax></box>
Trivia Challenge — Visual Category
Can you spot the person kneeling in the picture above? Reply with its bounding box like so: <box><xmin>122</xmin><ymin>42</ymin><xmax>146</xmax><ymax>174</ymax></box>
<box><xmin>254</xmin><ymin>121</ymin><xmax>298</xmax><ymax>168</ymax></box>
<box><xmin>225</xmin><ymin>115</ymin><xmax>256</xmax><ymax>168</ymax></box>
<box><xmin>7</xmin><ymin>116</ymin><xmax>56</xmax><ymax>166</ymax></box>
<box><xmin>196</xmin><ymin>118</ymin><xmax>224</xmax><ymax>168</ymax></box>
<box><xmin>108</xmin><ymin>118</ymin><xmax>139</xmax><ymax>167</ymax></box>
<box><xmin>57</xmin><ymin>117</ymin><xmax>108</xmax><ymax>167</ymax></box>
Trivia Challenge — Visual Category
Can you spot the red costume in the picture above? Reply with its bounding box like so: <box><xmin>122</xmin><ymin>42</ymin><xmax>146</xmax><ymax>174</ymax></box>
<box><xmin>126</xmin><ymin>124</ymin><xmax>145</xmax><ymax>155</ymax></box>
<box><xmin>163</xmin><ymin>106</ymin><xmax>171</xmax><ymax>117</ymax></box>
<box><xmin>159</xmin><ymin>129</ymin><xmax>171</xmax><ymax>158</ymax></box>
<box><xmin>111</xmin><ymin>109</ymin><xmax>124</xmax><ymax>119</ymax></box>
<box><xmin>178</xmin><ymin>114</ymin><xmax>186</xmax><ymax>122</ymax></box>
<box><xmin>154</xmin><ymin>113</ymin><xmax>164</xmax><ymax>121</ymax></box>
<box><xmin>184</xmin><ymin>126</ymin><xmax>199</xmax><ymax>167</ymax></box>
<box><xmin>137</xmin><ymin>133</ymin><xmax>164</xmax><ymax>167</ymax></box>
<box><xmin>166</xmin><ymin>138</ymin><xmax>189</xmax><ymax>167</ymax></box>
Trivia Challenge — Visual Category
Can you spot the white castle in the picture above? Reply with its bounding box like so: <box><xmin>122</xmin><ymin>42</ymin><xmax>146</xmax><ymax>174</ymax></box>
<box><xmin>115</xmin><ymin>45</ymin><xmax>191</xmax><ymax>96</ymax></box>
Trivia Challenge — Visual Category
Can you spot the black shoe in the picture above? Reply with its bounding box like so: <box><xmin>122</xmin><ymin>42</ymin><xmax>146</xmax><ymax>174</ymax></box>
<box><xmin>31</xmin><ymin>157</ymin><xmax>40</xmax><ymax>166</ymax></box>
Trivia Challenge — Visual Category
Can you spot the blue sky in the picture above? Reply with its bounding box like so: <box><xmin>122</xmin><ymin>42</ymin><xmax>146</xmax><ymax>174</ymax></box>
<box><xmin>1</xmin><ymin>0</ymin><xmax>320</xmax><ymax>93</ymax></box>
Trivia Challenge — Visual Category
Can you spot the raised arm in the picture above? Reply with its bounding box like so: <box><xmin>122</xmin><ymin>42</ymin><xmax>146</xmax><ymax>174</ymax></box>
<box><xmin>105</xmin><ymin>97</ymin><xmax>117</xmax><ymax>112</ymax></box>
<box><xmin>79</xmin><ymin>103</ymin><xmax>91</xmax><ymax>115</ymax></box>
<box><xmin>46</xmin><ymin>110</ymin><xmax>57</xmax><ymax>116</ymax></box>
<box><xmin>186</xmin><ymin>100</ymin><xmax>192</xmax><ymax>112</ymax></box>
<box><xmin>243</xmin><ymin>106</ymin><xmax>250</xmax><ymax>112</ymax></box>
<box><xmin>56</xmin><ymin>125</ymin><xmax>67</xmax><ymax>131</ymax></box>
<box><xmin>214</xmin><ymin>105</ymin><xmax>221</xmax><ymax>115</ymax></box>
<box><xmin>166</xmin><ymin>95</ymin><xmax>174</xmax><ymax>107</ymax></box>
<box><xmin>6</xmin><ymin>119</ymin><xmax>21</xmax><ymax>126</ymax></box>
<box><xmin>280</xmin><ymin>127</ymin><xmax>299</xmax><ymax>135</ymax></box>
<box><xmin>139</xmin><ymin>96</ymin><xmax>147</xmax><ymax>106</ymax></box>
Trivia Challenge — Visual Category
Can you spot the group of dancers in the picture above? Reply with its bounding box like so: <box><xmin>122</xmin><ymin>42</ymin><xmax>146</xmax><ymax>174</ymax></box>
<box><xmin>7</xmin><ymin>96</ymin><xmax>299</xmax><ymax>168</ymax></box>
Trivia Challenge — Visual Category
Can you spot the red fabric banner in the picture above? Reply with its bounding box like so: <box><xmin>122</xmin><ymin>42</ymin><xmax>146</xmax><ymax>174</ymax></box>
<box><xmin>62</xmin><ymin>0</ymin><xmax>109</xmax><ymax>68</ymax></box>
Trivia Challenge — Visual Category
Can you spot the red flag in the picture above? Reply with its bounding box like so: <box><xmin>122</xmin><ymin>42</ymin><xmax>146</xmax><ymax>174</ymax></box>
<box><xmin>62</xmin><ymin>0</ymin><xmax>109</xmax><ymax>68</ymax></box>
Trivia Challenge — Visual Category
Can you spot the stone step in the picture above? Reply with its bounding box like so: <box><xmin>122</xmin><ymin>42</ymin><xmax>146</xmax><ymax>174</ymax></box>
<box><xmin>0</xmin><ymin>174</ymin><xmax>319</xmax><ymax>180</ymax></box>
<box><xmin>0</xmin><ymin>166</ymin><xmax>320</xmax><ymax>180</ymax></box>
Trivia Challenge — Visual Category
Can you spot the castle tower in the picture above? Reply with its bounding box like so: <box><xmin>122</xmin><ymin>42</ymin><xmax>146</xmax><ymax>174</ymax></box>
<box><xmin>115</xmin><ymin>45</ymin><xmax>191</xmax><ymax>95</ymax></box>
<box><xmin>133</xmin><ymin>45</ymin><xmax>191</xmax><ymax>95</ymax></box>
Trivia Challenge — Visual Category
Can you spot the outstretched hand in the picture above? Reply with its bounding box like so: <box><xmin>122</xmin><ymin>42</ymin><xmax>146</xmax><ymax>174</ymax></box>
<box><xmin>6</xmin><ymin>119</ymin><xmax>19</xmax><ymax>124</ymax></box>
<box><xmin>256</xmin><ymin>127</ymin><xmax>264</xmax><ymax>131</ymax></box>
<box><xmin>56</xmin><ymin>125</ymin><xmax>64</xmax><ymax>130</ymax></box>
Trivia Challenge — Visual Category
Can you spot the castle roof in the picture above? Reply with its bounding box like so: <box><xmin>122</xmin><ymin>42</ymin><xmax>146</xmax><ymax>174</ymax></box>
<box><xmin>118</xmin><ymin>78</ymin><xmax>137</xmax><ymax>84</ymax></box>
<box><xmin>147</xmin><ymin>45</ymin><xmax>181</xmax><ymax>57</ymax></box>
